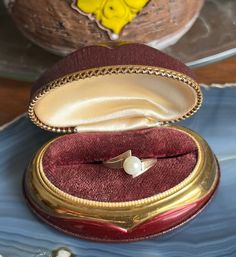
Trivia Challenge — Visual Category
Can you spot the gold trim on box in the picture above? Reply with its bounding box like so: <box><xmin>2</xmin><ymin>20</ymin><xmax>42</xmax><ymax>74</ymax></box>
<box><xmin>28</xmin><ymin>65</ymin><xmax>203</xmax><ymax>133</ymax></box>
<box><xmin>25</xmin><ymin>126</ymin><xmax>218</xmax><ymax>230</ymax></box>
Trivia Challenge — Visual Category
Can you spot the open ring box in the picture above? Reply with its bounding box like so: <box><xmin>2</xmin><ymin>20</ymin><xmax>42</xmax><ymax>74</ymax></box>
<box><xmin>24</xmin><ymin>43</ymin><xmax>220</xmax><ymax>242</ymax></box>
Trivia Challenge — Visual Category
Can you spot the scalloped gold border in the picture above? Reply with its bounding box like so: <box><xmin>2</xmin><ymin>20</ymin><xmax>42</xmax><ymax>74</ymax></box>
<box><xmin>25</xmin><ymin>126</ymin><xmax>218</xmax><ymax>230</ymax></box>
<box><xmin>28</xmin><ymin>65</ymin><xmax>203</xmax><ymax>133</ymax></box>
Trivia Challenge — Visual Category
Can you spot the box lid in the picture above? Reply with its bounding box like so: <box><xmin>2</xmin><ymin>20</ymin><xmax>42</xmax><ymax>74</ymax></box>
<box><xmin>28</xmin><ymin>43</ymin><xmax>202</xmax><ymax>133</ymax></box>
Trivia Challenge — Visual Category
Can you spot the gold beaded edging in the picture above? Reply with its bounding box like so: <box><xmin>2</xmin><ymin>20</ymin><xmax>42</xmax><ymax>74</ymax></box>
<box><xmin>25</xmin><ymin>126</ymin><xmax>219</xmax><ymax>229</ymax></box>
<box><xmin>32</xmin><ymin>126</ymin><xmax>216</xmax><ymax>209</ymax></box>
<box><xmin>28</xmin><ymin>65</ymin><xmax>203</xmax><ymax>133</ymax></box>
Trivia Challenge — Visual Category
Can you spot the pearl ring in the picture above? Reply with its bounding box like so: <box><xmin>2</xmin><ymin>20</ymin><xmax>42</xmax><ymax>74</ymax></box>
<box><xmin>103</xmin><ymin>150</ymin><xmax>157</xmax><ymax>178</ymax></box>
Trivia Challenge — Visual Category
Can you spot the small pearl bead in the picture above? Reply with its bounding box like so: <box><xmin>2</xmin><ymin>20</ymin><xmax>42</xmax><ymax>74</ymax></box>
<box><xmin>110</xmin><ymin>33</ymin><xmax>119</xmax><ymax>40</ymax></box>
<box><xmin>123</xmin><ymin>156</ymin><xmax>142</xmax><ymax>177</ymax></box>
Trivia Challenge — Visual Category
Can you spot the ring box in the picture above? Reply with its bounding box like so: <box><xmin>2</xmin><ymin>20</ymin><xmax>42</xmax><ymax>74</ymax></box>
<box><xmin>24</xmin><ymin>43</ymin><xmax>220</xmax><ymax>242</ymax></box>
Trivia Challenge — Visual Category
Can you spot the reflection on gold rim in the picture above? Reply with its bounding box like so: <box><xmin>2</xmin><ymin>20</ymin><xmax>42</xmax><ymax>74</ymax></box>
<box><xmin>25</xmin><ymin>126</ymin><xmax>219</xmax><ymax>230</ymax></box>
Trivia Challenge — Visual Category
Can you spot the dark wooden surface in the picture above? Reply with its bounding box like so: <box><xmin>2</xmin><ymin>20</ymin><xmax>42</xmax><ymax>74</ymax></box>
<box><xmin>0</xmin><ymin>55</ymin><xmax>235</xmax><ymax>126</ymax></box>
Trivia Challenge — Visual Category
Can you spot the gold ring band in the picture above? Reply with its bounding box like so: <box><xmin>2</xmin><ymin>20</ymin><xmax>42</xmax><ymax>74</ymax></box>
<box><xmin>103</xmin><ymin>150</ymin><xmax>157</xmax><ymax>178</ymax></box>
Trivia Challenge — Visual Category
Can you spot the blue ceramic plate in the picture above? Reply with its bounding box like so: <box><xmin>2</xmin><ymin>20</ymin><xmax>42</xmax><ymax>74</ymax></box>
<box><xmin>0</xmin><ymin>86</ymin><xmax>235</xmax><ymax>257</ymax></box>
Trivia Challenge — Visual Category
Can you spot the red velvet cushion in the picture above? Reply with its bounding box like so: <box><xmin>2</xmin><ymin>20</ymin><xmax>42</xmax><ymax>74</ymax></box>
<box><xmin>42</xmin><ymin>127</ymin><xmax>198</xmax><ymax>202</ymax></box>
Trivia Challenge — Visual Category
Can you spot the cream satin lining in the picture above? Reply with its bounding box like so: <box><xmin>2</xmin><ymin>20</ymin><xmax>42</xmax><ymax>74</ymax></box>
<box><xmin>34</xmin><ymin>74</ymin><xmax>197</xmax><ymax>132</ymax></box>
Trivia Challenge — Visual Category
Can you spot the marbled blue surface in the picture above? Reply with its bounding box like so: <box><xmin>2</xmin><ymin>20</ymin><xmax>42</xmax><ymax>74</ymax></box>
<box><xmin>0</xmin><ymin>87</ymin><xmax>236</xmax><ymax>257</ymax></box>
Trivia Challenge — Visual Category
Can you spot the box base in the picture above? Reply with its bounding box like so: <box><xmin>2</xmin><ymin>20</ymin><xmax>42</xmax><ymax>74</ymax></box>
<box><xmin>23</xmin><ymin>165</ymin><xmax>219</xmax><ymax>242</ymax></box>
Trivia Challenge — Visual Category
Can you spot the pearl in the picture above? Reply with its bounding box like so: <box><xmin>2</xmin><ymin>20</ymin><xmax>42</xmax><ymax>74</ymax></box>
<box><xmin>110</xmin><ymin>33</ymin><xmax>119</xmax><ymax>40</ymax></box>
<box><xmin>123</xmin><ymin>156</ymin><xmax>142</xmax><ymax>177</ymax></box>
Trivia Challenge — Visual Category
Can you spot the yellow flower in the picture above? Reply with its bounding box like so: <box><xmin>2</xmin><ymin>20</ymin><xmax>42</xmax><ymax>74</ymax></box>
<box><xmin>75</xmin><ymin>0</ymin><xmax>149</xmax><ymax>37</ymax></box>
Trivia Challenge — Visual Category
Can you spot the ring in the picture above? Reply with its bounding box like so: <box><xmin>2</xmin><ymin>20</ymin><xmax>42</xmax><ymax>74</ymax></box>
<box><xmin>103</xmin><ymin>150</ymin><xmax>157</xmax><ymax>178</ymax></box>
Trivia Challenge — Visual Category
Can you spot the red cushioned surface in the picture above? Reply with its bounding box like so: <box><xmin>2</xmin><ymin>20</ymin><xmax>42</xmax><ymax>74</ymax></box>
<box><xmin>42</xmin><ymin>127</ymin><xmax>198</xmax><ymax>202</ymax></box>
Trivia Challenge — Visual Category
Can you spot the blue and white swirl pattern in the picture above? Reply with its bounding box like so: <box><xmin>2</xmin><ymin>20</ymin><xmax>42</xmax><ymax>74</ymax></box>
<box><xmin>0</xmin><ymin>87</ymin><xmax>236</xmax><ymax>257</ymax></box>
